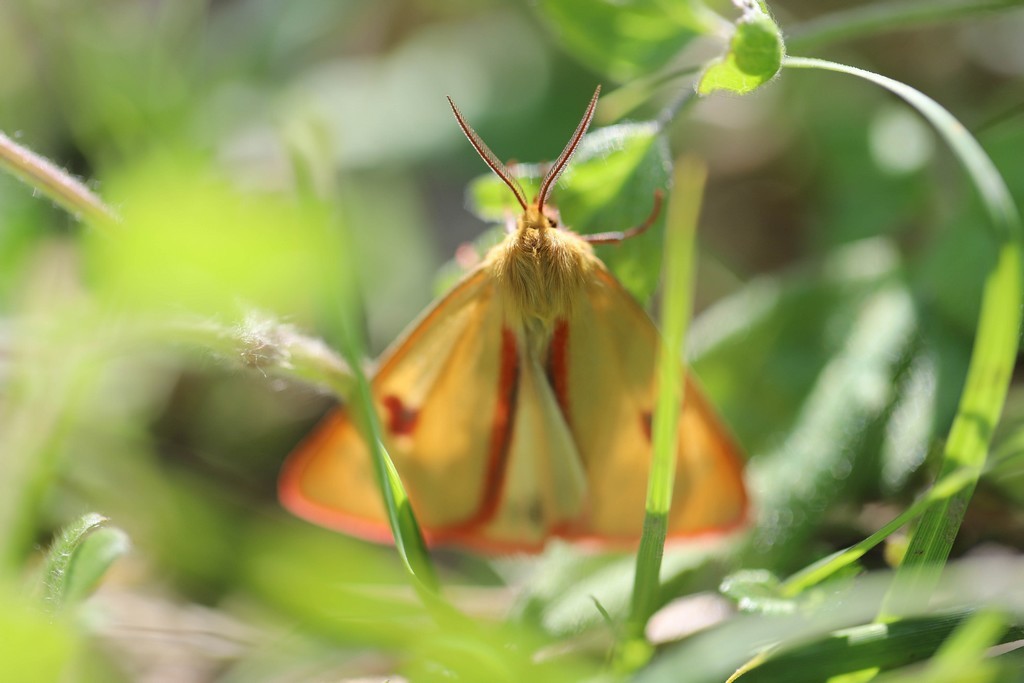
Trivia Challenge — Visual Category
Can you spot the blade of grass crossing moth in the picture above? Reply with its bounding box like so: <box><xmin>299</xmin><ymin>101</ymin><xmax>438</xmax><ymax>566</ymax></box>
<box><xmin>285</xmin><ymin>134</ymin><xmax>439</xmax><ymax>595</ymax></box>
<box><xmin>347</xmin><ymin>364</ymin><xmax>438</xmax><ymax>594</ymax></box>
<box><xmin>620</xmin><ymin>156</ymin><xmax>706</xmax><ymax>666</ymax></box>
<box><xmin>282</xmin><ymin>133</ymin><xmax>438</xmax><ymax>593</ymax></box>
<box><xmin>329</xmin><ymin>218</ymin><xmax>439</xmax><ymax>596</ymax></box>
<box><xmin>782</xmin><ymin>57</ymin><xmax>1023</xmax><ymax>616</ymax></box>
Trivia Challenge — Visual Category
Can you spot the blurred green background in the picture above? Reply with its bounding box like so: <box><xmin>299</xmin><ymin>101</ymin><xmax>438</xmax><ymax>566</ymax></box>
<box><xmin>2</xmin><ymin>0</ymin><xmax>1024</xmax><ymax>681</ymax></box>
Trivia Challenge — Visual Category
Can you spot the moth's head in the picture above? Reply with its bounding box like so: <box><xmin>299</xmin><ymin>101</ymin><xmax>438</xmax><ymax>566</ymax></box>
<box><xmin>447</xmin><ymin>85</ymin><xmax>601</xmax><ymax>228</ymax></box>
<box><xmin>518</xmin><ymin>203</ymin><xmax>561</xmax><ymax>233</ymax></box>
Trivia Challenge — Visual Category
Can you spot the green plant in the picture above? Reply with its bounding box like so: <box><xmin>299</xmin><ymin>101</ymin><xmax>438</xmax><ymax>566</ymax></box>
<box><xmin>1</xmin><ymin>0</ymin><xmax>1023</xmax><ymax>680</ymax></box>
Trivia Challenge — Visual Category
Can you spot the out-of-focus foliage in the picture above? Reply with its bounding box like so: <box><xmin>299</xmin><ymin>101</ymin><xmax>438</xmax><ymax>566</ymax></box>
<box><xmin>2</xmin><ymin>0</ymin><xmax>1024</xmax><ymax>681</ymax></box>
<box><xmin>536</xmin><ymin>0</ymin><xmax>721</xmax><ymax>82</ymax></box>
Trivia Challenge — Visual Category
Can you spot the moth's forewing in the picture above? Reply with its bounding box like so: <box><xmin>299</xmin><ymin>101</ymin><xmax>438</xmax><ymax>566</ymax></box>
<box><xmin>280</xmin><ymin>271</ymin><xmax>518</xmax><ymax>541</ymax></box>
<box><xmin>553</xmin><ymin>269</ymin><xmax>748</xmax><ymax>542</ymax></box>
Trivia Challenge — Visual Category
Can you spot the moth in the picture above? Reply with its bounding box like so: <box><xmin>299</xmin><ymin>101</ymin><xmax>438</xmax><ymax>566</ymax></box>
<box><xmin>279</xmin><ymin>86</ymin><xmax>748</xmax><ymax>553</ymax></box>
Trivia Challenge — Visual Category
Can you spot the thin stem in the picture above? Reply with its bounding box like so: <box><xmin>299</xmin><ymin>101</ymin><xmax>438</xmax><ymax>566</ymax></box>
<box><xmin>620</xmin><ymin>157</ymin><xmax>706</xmax><ymax>665</ymax></box>
<box><xmin>0</xmin><ymin>131</ymin><xmax>118</xmax><ymax>228</ymax></box>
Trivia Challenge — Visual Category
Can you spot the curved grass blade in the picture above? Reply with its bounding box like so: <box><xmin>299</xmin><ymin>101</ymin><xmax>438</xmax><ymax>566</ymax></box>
<box><xmin>288</xmin><ymin>133</ymin><xmax>442</xmax><ymax>600</ymax></box>
<box><xmin>782</xmin><ymin>57</ymin><xmax>1023</xmax><ymax>615</ymax></box>
<box><xmin>326</xmin><ymin>223</ymin><xmax>441</xmax><ymax>599</ymax></box>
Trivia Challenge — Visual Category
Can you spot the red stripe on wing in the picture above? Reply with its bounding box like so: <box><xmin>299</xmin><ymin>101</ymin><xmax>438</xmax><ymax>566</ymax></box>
<box><xmin>441</xmin><ymin>327</ymin><xmax>520</xmax><ymax>535</ymax></box>
<box><xmin>476</xmin><ymin>327</ymin><xmax>521</xmax><ymax>523</ymax></box>
<box><xmin>547</xmin><ymin>319</ymin><xmax>571</xmax><ymax>419</ymax></box>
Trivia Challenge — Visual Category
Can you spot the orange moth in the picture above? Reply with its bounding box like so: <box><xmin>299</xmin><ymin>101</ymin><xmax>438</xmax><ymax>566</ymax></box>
<box><xmin>279</xmin><ymin>86</ymin><xmax>748</xmax><ymax>553</ymax></box>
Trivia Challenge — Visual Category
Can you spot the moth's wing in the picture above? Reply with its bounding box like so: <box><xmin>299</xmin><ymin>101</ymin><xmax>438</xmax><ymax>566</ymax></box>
<box><xmin>555</xmin><ymin>269</ymin><xmax>748</xmax><ymax>542</ymax></box>
<box><xmin>442</xmin><ymin>350</ymin><xmax>589</xmax><ymax>553</ymax></box>
<box><xmin>279</xmin><ymin>269</ymin><xmax>520</xmax><ymax>541</ymax></box>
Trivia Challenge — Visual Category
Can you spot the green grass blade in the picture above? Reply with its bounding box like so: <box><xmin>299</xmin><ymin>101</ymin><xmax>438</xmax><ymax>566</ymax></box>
<box><xmin>924</xmin><ymin>609</ymin><xmax>1009</xmax><ymax>677</ymax></box>
<box><xmin>330</xmin><ymin>240</ymin><xmax>440</xmax><ymax>597</ymax></box>
<box><xmin>780</xmin><ymin>466</ymin><xmax>978</xmax><ymax>596</ymax></box>
<box><xmin>787</xmin><ymin>0</ymin><xmax>1024</xmax><ymax>52</ymax></box>
<box><xmin>782</xmin><ymin>57</ymin><xmax>1023</xmax><ymax>615</ymax></box>
<box><xmin>729</xmin><ymin>610</ymin><xmax>1023</xmax><ymax>682</ymax></box>
<box><xmin>637</xmin><ymin>558</ymin><xmax>1024</xmax><ymax>683</ymax></box>
<box><xmin>289</xmin><ymin>135</ymin><xmax>441</xmax><ymax>599</ymax></box>
<box><xmin>620</xmin><ymin>156</ymin><xmax>704</xmax><ymax>664</ymax></box>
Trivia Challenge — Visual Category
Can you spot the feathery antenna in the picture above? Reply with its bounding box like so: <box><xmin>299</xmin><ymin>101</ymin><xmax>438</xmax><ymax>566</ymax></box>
<box><xmin>537</xmin><ymin>85</ymin><xmax>601</xmax><ymax>212</ymax></box>
<box><xmin>447</xmin><ymin>96</ymin><xmax>528</xmax><ymax>211</ymax></box>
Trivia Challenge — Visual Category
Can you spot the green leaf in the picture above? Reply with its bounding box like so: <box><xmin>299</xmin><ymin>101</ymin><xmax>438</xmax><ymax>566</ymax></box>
<box><xmin>62</xmin><ymin>527</ymin><xmax>131</xmax><ymax>606</ymax></box>
<box><xmin>536</xmin><ymin>0</ymin><xmax>720</xmax><ymax>82</ymax></box>
<box><xmin>38</xmin><ymin>513</ymin><xmax>124</xmax><ymax>613</ymax></box>
<box><xmin>467</xmin><ymin>122</ymin><xmax>670</xmax><ymax>303</ymax></box>
<box><xmin>923</xmin><ymin>610</ymin><xmax>1010</xmax><ymax>680</ymax></box>
<box><xmin>698</xmin><ymin>10</ymin><xmax>784</xmax><ymax>95</ymax></box>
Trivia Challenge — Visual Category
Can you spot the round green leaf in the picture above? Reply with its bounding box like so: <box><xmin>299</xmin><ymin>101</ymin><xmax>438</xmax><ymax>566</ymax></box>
<box><xmin>698</xmin><ymin>11</ymin><xmax>784</xmax><ymax>95</ymax></box>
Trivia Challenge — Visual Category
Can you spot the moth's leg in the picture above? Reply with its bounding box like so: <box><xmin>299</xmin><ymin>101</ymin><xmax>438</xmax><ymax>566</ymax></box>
<box><xmin>581</xmin><ymin>190</ymin><xmax>664</xmax><ymax>245</ymax></box>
